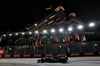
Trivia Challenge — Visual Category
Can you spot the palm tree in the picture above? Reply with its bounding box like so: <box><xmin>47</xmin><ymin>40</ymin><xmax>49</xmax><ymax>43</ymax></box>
<box><xmin>41</xmin><ymin>35</ymin><xmax>47</xmax><ymax>44</ymax></box>
<box><xmin>28</xmin><ymin>37</ymin><xmax>35</xmax><ymax>45</ymax></box>
<box><xmin>14</xmin><ymin>38</ymin><xmax>24</xmax><ymax>46</ymax></box>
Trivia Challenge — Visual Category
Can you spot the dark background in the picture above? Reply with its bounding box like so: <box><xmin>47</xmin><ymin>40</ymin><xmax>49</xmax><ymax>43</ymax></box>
<box><xmin>0</xmin><ymin>0</ymin><xmax>100</xmax><ymax>32</ymax></box>
<box><xmin>0</xmin><ymin>0</ymin><xmax>100</xmax><ymax>46</ymax></box>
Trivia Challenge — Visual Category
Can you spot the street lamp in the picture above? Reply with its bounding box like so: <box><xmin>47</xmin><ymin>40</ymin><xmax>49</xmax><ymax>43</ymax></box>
<box><xmin>68</xmin><ymin>27</ymin><xmax>73</xmax><ymax>31</ymax></box>
<box><xmin>15</xmin><ymin>33</ymin><xmax>18</xmax><ymax>36</ymax></box>
<box><xmin>77</xmin><ymin>25</ymin><xmax>83</xmax><ymax>30</ymax></box>
<box><xmin>35</xmin><ymin>23</ymin><xmax>37</xmax><ymax>26</ymax></box>
<box><xmin>43</xmin><ymin>30</ymin><xmax>47</xmax><ymax>34</ymax></box>
<box><xmin>59</xmin><ymin>28</ymin><xmax>64</xmax><ymax>32</ymax></box>
<box><xmin>51</xmin><ymin>29</ymin><xmax>55</xmax><ymax>33</ymax></box>
<box><xmin>35</xmin><ymin>30</ymin><xmax>38</xmax><ymax>34</ymax></box>
<box><xmin>59</xmin><ymin>46</ymin><xmax>62</xmax><ymax>48</ymax></box>
<box><xmin>22</xmin><ymin>32</ymin><xmax>25</xmax><ymax>35</ymax></box>
<box><xmin>89</xmin><ymin>22</ymin><xmax>95</xmax><ymax>27</ymax></box>
<box><xmin>3</xmin><ymin>34</ymin><xmax>6</xmax><ymax>37</ymax></box>
<box><xmin>25</xmin><ymin>27</ymin><xmax>29</xmax><ymax>30</ymax></box>
<box><xmin>9</xmin><ymin>34</ymin><xmax>12</xmax><ymax>36</ymax></box>
<box><xmin>29</xmin><ymin>32</ymin><xmax>32</xmax><ymax>35</ymax></box>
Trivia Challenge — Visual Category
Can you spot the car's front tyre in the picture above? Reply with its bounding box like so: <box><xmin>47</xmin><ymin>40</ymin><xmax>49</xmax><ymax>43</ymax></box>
<box><xmin>37</xmin><ymin>59</ymin><xmax>41</xmax><ymax>63</ymax></box>
<box><xmin>41</xmin><ymin>58</ymin><xmax>45</xmax><ymax>63</ymax></box>
<box><xmin>61</xmin><ymin>59</ymin><xmax>67</xmax><ymax>63</ymax></box>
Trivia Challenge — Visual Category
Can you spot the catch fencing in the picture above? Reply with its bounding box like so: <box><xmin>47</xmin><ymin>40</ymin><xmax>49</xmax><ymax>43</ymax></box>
<box><xmin>1</xmin><ymin>41</ymin><xmax>100</xmax><ymax>55</ymax></box>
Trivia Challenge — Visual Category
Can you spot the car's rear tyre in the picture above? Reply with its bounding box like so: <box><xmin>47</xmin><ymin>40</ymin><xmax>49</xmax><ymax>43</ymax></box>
<box><xmin>65</xmin><ymin>56</ymin><xmax>68</xmax><ymax>60</ymax></box>
<box><xmin>41</xmin><ymin>58</ymin><xmax>45</xmax><ymax>63</ymax></box>
<box><xmin>62</xmin><ymin>59</ymin><xmax>67</xmax><ymax>63</ymax></box>
<box><xmin>37</xmin><ymin>59</ymin><xmax>41</xmax><ymax>63</ymax></box>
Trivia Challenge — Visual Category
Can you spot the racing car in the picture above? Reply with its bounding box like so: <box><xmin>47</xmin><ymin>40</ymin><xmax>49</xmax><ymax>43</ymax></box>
<box><xmin>37</xmin><ymin>55</ymin><xmax>68</xmax><ymax>63</ymax></box>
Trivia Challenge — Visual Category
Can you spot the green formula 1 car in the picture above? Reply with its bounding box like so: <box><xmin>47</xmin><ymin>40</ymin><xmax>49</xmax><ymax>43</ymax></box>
<box><xmin>37</xmin><ymin>55</ymin><xmax>68</xmax><ymax>63</ymax></box>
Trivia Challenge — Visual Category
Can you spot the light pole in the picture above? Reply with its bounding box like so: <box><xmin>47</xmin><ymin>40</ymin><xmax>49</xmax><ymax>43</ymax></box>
<box><xmin>77</xmin><ymin>25</ymin><xmax>84</xmax><ymax>53</ymax></box>
<box><xmin>43</xmin><ymin>30</ymin><xmax>47</xmax><ymax>54</ymax></box>
<box><xmin>35</xmin><ymin>30</ymin><xmax>39</xmax><ymax>54</ymax></box>
<box><xmin>15</xmin><ymin>46</ymin><xmax>17</xmax><ymax>54</ymax></box>
<box><xmin>36</xmin><ymin>34</ymin><xmax>39</xmax><ymax>54</ymax></box>
<box><xmin>51</xmin><ymin>29</ymin><xmax>57</xmax><ymax>53</ymax></box>
<box><xmin>89</xmin><ymin>22</ymin><xmax>95</xmax><ymax>51</ymax></box>
<box><xmin>89</xmin><ymin>22</ymin><xmax>95</xmax><ymax>40</ymax></box>
<box><xmin>67</xmin><ymin>27</ymin><xmax>73</xmax><ymax>53</ymax></box>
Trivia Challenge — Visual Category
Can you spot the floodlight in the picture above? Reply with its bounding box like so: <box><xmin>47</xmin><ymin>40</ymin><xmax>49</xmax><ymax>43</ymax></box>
<box><xmin>15</xmin><ymin>33</ymin><xmax>18</xmax><ymax>36</ymax></box>
<box><xmin>77</xmin><ymin>25</ymin><xmax>83</xmax><ymax>29</ymax></box>
<box><xmin>9</xmin><ymin>34</ymin><xmax>12</xmax><ymax>36</ymax></box>
<box><xmin>51</xmin><ymin>29</ymin><xmax>55</xmax><ymax>33</ymax></box>
<box><xmin>29</xmin><ymin>32</ymin><xmax>32</xmax><ymax>34</ymax></box>
<box><xmin>35</xmin><ymin>30</ymin><xmax>38</xmax><ymax>34</ymax></box>
<box><xmin>68</xmin><ymin>27</ymin><xmax>73</xmax><ymax>31</ymax></box>
<box><xmin>43</xmin><ymin>30</ymin><xmax>47</xmax><ymax>34</ymax></box>
<box><xmin>22</xmin><ymin>32</ymin><xmax>25</xmax><ymax>35</ymax></box>
<box><xmin>35</xmin><ymin>23</ymin><xmax>37</xmax><ymax>26</ymax></box>
<box><xmin>59</xmin><ymin>28</ymin><xmax>64</xmax><ymax>32</ymax></box>
<box><xmin>89</xmin><ymin>22</ymin><xmax>95</xmax><ymax>27</ymax></box>
<box><xmin>3</xmin><ymin>34</ymin><xmax>6</xmax><ymax>37</ymax></box>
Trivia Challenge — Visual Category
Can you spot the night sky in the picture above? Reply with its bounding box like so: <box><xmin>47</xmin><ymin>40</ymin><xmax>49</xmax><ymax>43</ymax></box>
<box><xmin>0</xmin><ymin>0</ymin><xmax>100</xmax><ymax>32</ymax></box>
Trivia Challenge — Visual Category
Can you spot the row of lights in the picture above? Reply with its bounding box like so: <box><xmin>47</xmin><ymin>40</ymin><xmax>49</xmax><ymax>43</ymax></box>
<box><xmin>3</xmin><ymin>22</ymin><xmax>95</xmax><ymax>37</ymax></box>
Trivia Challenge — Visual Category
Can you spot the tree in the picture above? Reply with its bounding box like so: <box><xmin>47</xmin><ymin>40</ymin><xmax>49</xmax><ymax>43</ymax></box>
<box><xmin>14</xmin><ymin>38</ymin><xmax>24</xmax><ymax>46</ymax></box>
<box><xmin>47</xmin><ymin>39</ymin><xmax>51</xmax><ymax>44</ymax></box>
<box><xmin>28</xmin><ymin>37</ymin><xmax>35</xmax><ymax>45</ymax></box>
<box><xmin>41</xmin><ymin>35</ymin><xmax>47</xmax><ymax>44</ymax></box>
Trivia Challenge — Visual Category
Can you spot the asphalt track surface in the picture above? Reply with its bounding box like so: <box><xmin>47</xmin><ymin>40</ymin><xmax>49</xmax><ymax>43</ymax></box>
<box><xmin>0</xmin><ymin>56</ymin><xmax>100</xmax><ymax>66</ymax></box>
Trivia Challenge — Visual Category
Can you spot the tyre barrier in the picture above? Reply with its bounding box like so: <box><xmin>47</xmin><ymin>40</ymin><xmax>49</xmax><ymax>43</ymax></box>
<box><xmin>45</xmin><ymin>54</ymin><xmax>53</xmax><ymax>57</ymax></box>
<box><xmin>34</xmin><ymin>54</ymin><xmax>42</xmax><ymax>58</ymax></box>
<box><xmin>57</xmin><ymin>53</ymin><xmax>66</xmax><ymax>57</ymax></box>
<box><xmin>0</xmin><ymin>52</ymin><xmax>100</xmax><ymax>58</ymax></box>
<box><xmin>70</xmin><ymin>53</ymin><xmax>80</xmax><ymax>57</ymax></box>
<box><xmin>98</xmin><ymin>52</ymin><xmax>100</xmax><ymax>55</ymax></box>
<box><xmin>23</xmin><ymin>54</ymin><xmax>31</xmax><ymax>58</ymax></box>
<box><xmin>4</xmin><ymin>54</ymin><xmax>11</xmax><ymax>58</ymax></box>
<box><xmin>84</xmin><ymin>52</ymin><xmax>94</xmax><ymax>56</ymax></box>
<box><xmin>13</xmin><ymin>54</ymin><xmax>21</xmax><ymax>58</ymax></box>
<box><xmin>0</xmin><ymin>55</ymin><xmax>2</xmax><ymax>58</ymax></box>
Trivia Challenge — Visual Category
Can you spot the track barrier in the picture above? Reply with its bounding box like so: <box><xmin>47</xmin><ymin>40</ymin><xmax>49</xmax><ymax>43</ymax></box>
<box><xmin>4</xmin><ymin>54</ymin><xmax>11</xmax><ymax>58</ymax></box>
<box><xmin>57</xmin><ymin>53</ymin><xmax>66</xmax><ymax>56</ymax></box>
<box><xmin>70</xmin><ymin>53</ymin><xmax>80</xmax><ymax>56</ymax></box>
<box><xmin>45</xmin><ymin>54</ymin><xmax>53</xmax><ymax>57</ymax></box>
<box><xmin>23</xmin><ymin>54</ymin><xmax>31</xmax><ymax>58</ymax></box>
<box><xmin>34</xmin><ymin>54</ymin><xmax>42</xmax><ymax>58</ymax></box>
<box><xmin>84</xmin><ymin>52</ymin><xmax>94</xmax><ymax>56</ymax></box>
<box><xmin>13</xmin><ymin>54</ymin><xmax>21</xmax><ymax>58</ymax></box>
